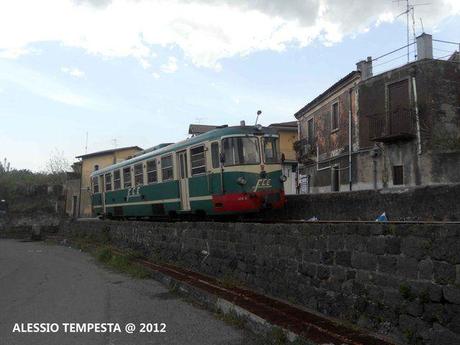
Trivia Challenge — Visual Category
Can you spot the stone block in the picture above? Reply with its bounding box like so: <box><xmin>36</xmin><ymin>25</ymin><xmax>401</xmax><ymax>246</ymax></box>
<box><xmin>384</xmin><ymin>237</ymin><xmax>401</xmax><ymax>255</ymax></box>
<box><xmin>419</xmin><ymin>259</ymin><xmax>434</xmax><ymax>280</ymax></box>
<box><xmin>401</xmin><ymin>236</ymin><xmax>431</xmax><ymax>260</ymax></box>
<box><xmin>302</xmin><ymin>249</ymin><xmax>321</xmax><ymax>263</ymax></box>
<box><xmin>396</xmin><ymin>256</ymin><xmax>419</xmax><ymax>279</ymax></box>
<box><xmin>443</xmin><ymin>285</ymin><xmax>460</xmax><ymax>304</ymax></box>
<box><xmin>351</xmin><ymin>252</ymin><xmax>377</xmax><ymax>271</ymax></box>
<box><xmin>367</xmin><ymin>236</ymin><xmax>386</xmax><ymax>255</ymax></box>
<box><xmin>434</xmin><ymin>261</ymin><xmax>456</xmax><ymax>285</ymax></box>
<box><xmin>336</xmin><ymin>251</ymin><xmax>352</xmax><ymax>267</ymax></box>
<box><xmin>317</xmin><ymin>265</ymin><xmax>330</xmax><ymax>280</ymax></box>
<box><xmin>345</xmin><ymin>235</ymin><xmax>367</xmax><ymax>252</ymax></box>
<box><xmin>429</xmin><ymin>323</ymin><xmax>460</xmax><ymax>345</ymax></box>
<box><xmin>321</xmin><ymin>251</ymin><xmax>335</xmax><ymax>265</ymax></box>
<box><xmin>378</xmin><ymin>255</ymin><xmax>397</xmax><ymax>274</ymax></box>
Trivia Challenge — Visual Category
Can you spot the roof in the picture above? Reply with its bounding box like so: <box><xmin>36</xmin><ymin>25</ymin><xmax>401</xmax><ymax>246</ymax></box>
<box><xmin>294</xmin><ymin>71</ymin><xmax>361</xmax><ymax>119</ymax></box>
<box><xmin>269</xmin><ymin>121</ymin><xmax>297</xmax><ymax>131</ymax></box>
<box><xmin>92</xmin><ymin>125</ymin><xmax>279</xmax><ymax>176</ymax></box>
<box><xmin>188</xmin><ymin>124</ymin><xmax>221</xmax><ymax>135</ymax></box>
<box><xmin>76</xmin><ymin>146</ymin><xmax>143</xmax><ymax>159</ymax></box>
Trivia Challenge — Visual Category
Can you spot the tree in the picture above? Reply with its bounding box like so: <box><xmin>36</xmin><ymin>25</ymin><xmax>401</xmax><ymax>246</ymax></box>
<box><xmin>45</xmin><ymin>149</ymin><xmax>70</xmax><ymax>184</ymax></box>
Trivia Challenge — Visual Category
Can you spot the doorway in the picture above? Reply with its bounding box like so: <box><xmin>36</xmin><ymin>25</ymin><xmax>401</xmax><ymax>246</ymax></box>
<box><xmin>177</xmin><ymin>150</ymin><xmax>190</xmax><ymax>211</ymax></box>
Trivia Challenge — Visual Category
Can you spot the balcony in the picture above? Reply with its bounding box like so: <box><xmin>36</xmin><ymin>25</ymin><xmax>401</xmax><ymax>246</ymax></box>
<box><xmin>368</xmin><ymin>108</ymin><xmax>416</xmax><ymax>143</ymax></box>
<box><xmin>294</xmin><ymin>138</ymin><xmax>316</xmax><ymax>163</ymax></box>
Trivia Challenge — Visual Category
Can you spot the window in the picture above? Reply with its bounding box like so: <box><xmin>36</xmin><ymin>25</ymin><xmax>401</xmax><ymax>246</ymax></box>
<box><xmin>92</xmin><ymin>176</ymin><xmax>99</xmax><ymax>193</ymax></box>
<box><xmin>211</xmin><ymin>142</ymin><xmax>220</xmax><ymax>169</ymax></box>
<box><xmin>331</xmin><ymin>102</ymin><xmax>339</xmax><ymax>131</ymax></box>
<box><xmin>94</xmin><ymin>164</ymin><xmax>99</xmax><ymax>171</ymax></box>
<box><xmin>393</xmin><ymin>165</ymin><xmax>404</xmax><ymax>185</ymax></box>
<box><xmin>191</xmin><ymin>145</ymin><xmax>206</xmax><ymax>175</ymax></box>
<box><xmin>146</xmin><ymin>160</ymin><xmax>157</xmax><ymax>184</ymax></box>
<box><xmin>134</xmin><ymin>163</ymin><xmax>144</xmax><ymax>186</ymax></box>
<box><xmin>307</xmin><ymin>118</ymin><xmax>314</xmax><ymax>143</ymax></box>
<box><xmin>222</xmin><ymin>137</ymin><xmax>260</xmax><ymax>166</ymax></box>
<box><xmin>105</xmin><ymin>173</ymin><xmax>112</xmax><ymax>191</ymax></box>
<box><xmin>113</xmin><ymin>170</ymin><xmax>121</xmax><ymax>190</ymax></box>
<box><xmin>161</xmin><ymin>155</ymin><xmax>174</xmax><ymax>181</ymax></box>
<box><xmin>263</xmin><ymin>137</ymin><xmax>280</xmax><ymax>164</ymax></box>
<box><xmin>123</xmin><ymin>167</ymin><xmax>132</xmax><ymax>188</ymax></box>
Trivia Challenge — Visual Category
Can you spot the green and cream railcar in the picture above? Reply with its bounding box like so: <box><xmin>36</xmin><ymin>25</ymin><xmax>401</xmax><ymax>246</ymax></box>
<box><xmin>90</xmin><ymin>125</ymin><xmax>287</xmax><ymax>218</ymax></box>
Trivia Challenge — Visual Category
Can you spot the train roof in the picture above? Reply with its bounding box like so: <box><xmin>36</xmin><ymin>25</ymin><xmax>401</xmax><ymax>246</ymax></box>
<box><xmin>91</xmin><ymin>125</ymin><xmax>279</xmax><ymax>176</ymax></box>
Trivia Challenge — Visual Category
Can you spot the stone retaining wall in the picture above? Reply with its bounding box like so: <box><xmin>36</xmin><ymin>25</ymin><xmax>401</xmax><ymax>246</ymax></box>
<box><xmin>281</xmin><ymin>184</ymin><xmax>460</xmax><ymax>221</ymax></box>
<box><xmin>62</xmin><ymin>220</ymin><xmax>460</xmax><ymax>345</ymax></box>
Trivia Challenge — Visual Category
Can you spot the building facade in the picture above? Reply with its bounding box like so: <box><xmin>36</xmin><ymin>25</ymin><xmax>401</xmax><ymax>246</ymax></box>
<box><xmin>268</xmin><ymin>121</ymin><xmax>298</xmax><ymax>194</ymax></box>
<box><xmin>295</xmin><ymin>34</ymin><xmax>460</xmax><ymax>193</ymax></box>
<box><xmin>64</xmin><ymin>146</ymin><xmax>142</xmax><ymax>217</ymax></box>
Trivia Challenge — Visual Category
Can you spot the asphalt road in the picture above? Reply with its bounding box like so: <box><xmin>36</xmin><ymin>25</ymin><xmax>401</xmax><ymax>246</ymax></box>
<box><xmin>0</xmin><ymin>239</ymin><xmax>256</xmax><ymax>345</ymax></box>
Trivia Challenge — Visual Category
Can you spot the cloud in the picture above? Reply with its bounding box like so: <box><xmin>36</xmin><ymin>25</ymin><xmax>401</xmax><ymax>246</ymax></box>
<box><xmin>0</xmin><ymin>0</ymin><xmax>458</xmax><ymax>69</ymax></box>
<box><xmin>160</xmin><ymin>56</ymin><xmax>178</xmax><ymax>73</ymax></box>
<box><xmin>152</xmin><ymin>72</ymin><xmax>160</xmax><ymax>79</ymax></box>
<box><xmin>0</xmin><ymin>60</ymin><xmax>104</xmax><ymax>108</ymax></box>
<box><xmin>61</xmin><ymin>66</ymin><xmax>86</xmax><ymax>78</ymax></box>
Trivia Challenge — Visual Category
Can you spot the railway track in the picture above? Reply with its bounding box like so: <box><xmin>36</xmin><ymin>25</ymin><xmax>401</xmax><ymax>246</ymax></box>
<box><xmin>81</xmin><ymin>217</ymin><xmax>460</xmax><ymax>225</ymax></box>
<box><xmin>109</xmin><ymin>247</ymin><xmax>396</xmax><ymax>345</ymax></box>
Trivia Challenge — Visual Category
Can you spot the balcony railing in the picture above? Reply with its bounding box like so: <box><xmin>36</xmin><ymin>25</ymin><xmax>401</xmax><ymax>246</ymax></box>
<box><xmin>368</xmin><ymin>108</ymin><xmax>416</xmax><ymax>142</ymax></box>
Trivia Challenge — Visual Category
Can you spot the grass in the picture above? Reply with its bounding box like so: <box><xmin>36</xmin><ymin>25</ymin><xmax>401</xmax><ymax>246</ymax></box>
<box><xmin>215</xmin><ymin>309</ymin><xmax>246</xmax><ymax>329</ymax></box>
<box><xmin>95</xmin><ymin>246</ymin><xmax>151</xmax><ymax>279</ymax></box>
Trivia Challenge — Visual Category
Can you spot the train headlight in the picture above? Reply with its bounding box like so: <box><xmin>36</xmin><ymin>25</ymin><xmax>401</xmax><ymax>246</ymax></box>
<box><xmin>237</xmin><ymin>177</ymin><xmax>247</xmax><ymax>186</ymax></box>
<box><xmin>279</xmin><ymin>175</ymin><xmax>287</xmax><ymax>183</ymax></box>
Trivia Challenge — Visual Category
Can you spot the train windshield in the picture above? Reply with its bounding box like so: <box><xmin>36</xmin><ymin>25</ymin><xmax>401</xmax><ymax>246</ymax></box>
<box><xmin>263</xmin><ymin>137</ymin><xmax>280</xmax><ymax>164</ymax></box>
<box><xmin>222</xmin><ymin>137</ymin><xmax>260</xmax><ymax>166</ymax></box>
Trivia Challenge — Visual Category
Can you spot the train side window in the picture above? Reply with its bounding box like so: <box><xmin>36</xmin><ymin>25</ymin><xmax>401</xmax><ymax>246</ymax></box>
<box><xmin>105</xmin><ymin>173</ymin><xmax>112</xmax><ymax>191</ymax></box>
<box><xmin>134</xmin><ymin>163</ymin><xmax>143</xmax><ymax>186</ymax></box>
<box><xmin>93</xmin><ymin>176</ymin><xmax>99</xmax><ymax>193</ymax></box>
<box><xmin>161</xmin><ymin>155</ymin><xmax>174</xmax><ymax>181</ymax></box>
<box><xmin>211</xmin><ymin>142</ymin><xmax>219</xmax><ymax>169</ymax></box>
<box><xmin>123</xmin><ymin>167</ymin><xmax>132</xmax><ymax>188</ymax></box>
<box><xmin>191</xmin><ymin>145</ymin><xmax>206</xmax><ymax>175</ymax></box>
<box><xmin>146</xmin><ymin>160</ymin><xmax>158</xmax><ymax>184</ymax></box>
<box><xmin>113</xmin><ymin>170</ymin><xmax>121</xmax><ymax>190</ymax></box>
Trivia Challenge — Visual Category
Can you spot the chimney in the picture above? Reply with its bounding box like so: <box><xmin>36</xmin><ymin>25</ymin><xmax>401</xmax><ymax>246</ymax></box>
<box><xmin>240</xmin><ymin>120</ymin><xmax>246</xmax><ymax>126</ymax></box>
<box><xmin>416</xmin><ymin>33</ymin><xmax>433</xmax><ymax>60</ymax></box>
<box><xmin>356</xmin><ymin>56</ymin><xmax>373</xmax><ymax>80</ymax></box>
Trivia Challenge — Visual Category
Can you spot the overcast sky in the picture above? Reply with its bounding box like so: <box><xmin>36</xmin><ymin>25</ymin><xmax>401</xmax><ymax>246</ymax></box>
<box><xmin>0</xmin><ymin>0</ymin><xmax>459</xmax><ymax>171</ymax></box>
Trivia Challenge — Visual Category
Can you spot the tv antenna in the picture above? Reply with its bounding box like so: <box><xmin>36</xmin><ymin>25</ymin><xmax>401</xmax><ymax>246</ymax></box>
<box><xmin>394</xmin><ymin>0</ymin><xmax>430</xmax><ymax>62</ymax></box>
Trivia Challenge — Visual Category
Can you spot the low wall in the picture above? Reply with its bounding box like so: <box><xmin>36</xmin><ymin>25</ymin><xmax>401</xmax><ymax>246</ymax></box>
<box><xmin>282</xmin><ymin>184</ymin><xmax>460</xmax><ymax>221</ymax></box>
<box><xmin>63</xmin><ymin>220</ymin><xmax>460</xmax><ymax>345</ymax></box>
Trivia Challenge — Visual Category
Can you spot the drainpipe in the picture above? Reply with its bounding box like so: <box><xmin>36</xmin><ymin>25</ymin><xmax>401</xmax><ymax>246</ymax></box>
<box><xmin>77</xmin><ymin>159</ymin><xmax>82</xmax><ymax>218</ymax></box>
<box><xmin>348</xmin><ymin>88</ymin><xmax>353</xmax><ymax>191</ymax></box>
<box><xmin>411</xmin><ymin>76</ymin><xmax>422</xmax><ymax>155</ymax></box>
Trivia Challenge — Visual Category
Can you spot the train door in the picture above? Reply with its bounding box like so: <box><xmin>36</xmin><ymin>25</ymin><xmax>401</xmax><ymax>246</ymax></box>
<box><xmin>100</xmin><ymin>175</ymin><xmax>106</xmax><ymax>215</ymax></box>
<box><xmin>177</xmin><ymin>150</ymin><xmax>191</xmax><ymax>211</ymax></box>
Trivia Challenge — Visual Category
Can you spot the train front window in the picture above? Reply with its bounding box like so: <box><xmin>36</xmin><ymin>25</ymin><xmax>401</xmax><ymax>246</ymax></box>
<box><xmin>222</xmin><ymin>137</ymin><xmax>260</xmax><ymax>166</ymax></box>
<box><xmin>263</xmin><ymin>137</ymin><xmax>280</xmax><ymax>164</ymax></box>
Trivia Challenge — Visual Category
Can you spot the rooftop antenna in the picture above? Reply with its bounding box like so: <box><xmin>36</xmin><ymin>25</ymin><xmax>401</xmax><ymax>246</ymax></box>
<box><xmin>255</xmin><ymin>110</ymin><xmax>262</xmax><ymax>126</ymax></box>
<box><xmin>419</xmin><ymin>17</ymin><xmax>424</xmax><ymax>33</ymax></box>
<box><xmin>85</xmin><ymin>132</ymin><xmax>88</xmax><ymax>154</ymax></box>
<box><xmin>111</xmin><ymin>138</ymin><xmax>117</xmax><ymax>148</ymax></box>
<box><xmin>394</xmin><ymin>0</ymin><xmax>430</xmax><ymax>62</ymax></box>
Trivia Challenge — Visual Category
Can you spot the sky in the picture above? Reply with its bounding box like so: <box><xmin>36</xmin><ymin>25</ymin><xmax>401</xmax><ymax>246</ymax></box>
<box><xmin>0</xmin><ymin>0</ymin><xmax>459</xmax><ymax>171</ymax></box>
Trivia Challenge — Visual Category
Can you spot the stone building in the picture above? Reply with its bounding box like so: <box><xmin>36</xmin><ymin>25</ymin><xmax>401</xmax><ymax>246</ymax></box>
<box><xmin>64</xmin><ymin>146</ymin><xmax>142</xmax><ymax>217</ymax></box>
<box><xmin>295</xmin><ymin>33</ymin><xmax>460</xmax><ymax>193</ymax></box>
